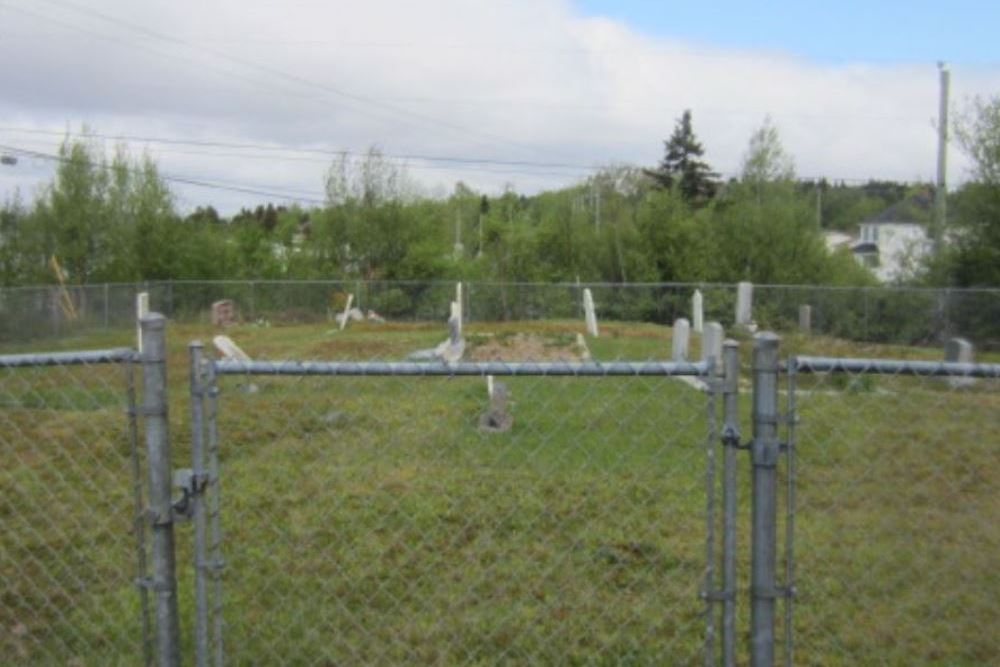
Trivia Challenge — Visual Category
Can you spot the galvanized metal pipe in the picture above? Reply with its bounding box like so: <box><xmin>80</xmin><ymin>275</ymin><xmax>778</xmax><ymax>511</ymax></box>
<box><xmin>141</xmin><ymin>314</ymin><xmax>181</xmax><ymax>667</ymax></box>
<box><xmin>791</xmin><ymin>356</ymin><xmax>1000</xmax><ymax>378</ymax></box>
<box><xmin>204</xmin><ymin>360</ymin><xmax>224</xmax><ymax>667</ymax></box>
<box><xmin>0</xmin><ymin>347</ymin><xmax>136</xmax><ymax>367</ymax></box>
<box><xmin>703</xmin><ymin>355</ymin><xmax>718</xmax><ymax>667</ymax></box>
<box><xmin>784</xmin><ymin>361</ymin><xmax>797</xmax><ymax>667</ymax></box>
<box><xmin>751</xmin><ymin>332</ymin><xmax>781</xmax><ymax>667</ymax></box>
<box><xmin>721</xmin><ymin>340</ymin><xmax>740</xmax><ymax>667</ymax></box>
<box><xmin>214</xmin><ymin>359</ymin><xmax>710</xmax><ymax>377</ymax></box>
<box><xmin>190</xmin><ymin>342</ymin><xmax>209</xmax><ymax>667</ymax></box>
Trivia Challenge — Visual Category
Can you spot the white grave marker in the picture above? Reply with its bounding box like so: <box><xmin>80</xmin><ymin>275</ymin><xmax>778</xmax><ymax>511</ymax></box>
<box><xmin>736</xmin><ymin>281</ymin><xmax>753</xmax><ymax>327</ymax></box>
<box><xmin>672</xmin><ymin>318</ymin><xmax>690</xmax><ymax>362</ymax></box>
<box><xmin>945</xmin><ymin>337</ymin><xmax>975</xmax><ymax>388</ymax></box>
<box><xmin>455</xmin><ymin>282</ymin><xmax>463</xmax><ymax>325</ymax></box>
<box><xmin>450</xmin><ymin>301</ymin><xmax>462</xmax><ymax>337</ymax></box>
<box><xmin>798</xmin><ymin>305</ymin><xmax>812</xmax><ymax>333</ymax></box>
<box><xmin>212</xmin><ymin>335</ymin><xmax>251</xmax><ymax>362</ymax></box>
<box><xmin>136</xmin><ymin>292</ymin><xmax>149</xmax><ymax>353</ymax></box>
<box><xmin>701</xmin><ymin>321</ymin><xmax>724</xmax><ymax>371</ymax></box>
<box><xmin>338</xmin><ymin>293</ymin><xmax>354</xmax><ymax>331</ymax></box>
<box><xmin>583</xmin><ymin>288</ymin><xmax>599</xmax><ymax>337</ymax></box>
<box><xmin>692</xmin><ymin>289</ymin><xmax>704</xmax><ymax>333</ymax></box>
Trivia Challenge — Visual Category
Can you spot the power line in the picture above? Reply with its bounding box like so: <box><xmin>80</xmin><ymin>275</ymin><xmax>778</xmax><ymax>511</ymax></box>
<box><xmin>27</xmin><ymin>0</ymin><xmax>556</xmax><ymax>160</ymax></box>
<box><xmin>0</xmin><ymin>143</ymin><xmax>328</xmax><ymax>204</ymax></box>
<box><xmin>0</xmin><ymin>126</ymin><xmax>600</xmax><ymax>173</ymax></box>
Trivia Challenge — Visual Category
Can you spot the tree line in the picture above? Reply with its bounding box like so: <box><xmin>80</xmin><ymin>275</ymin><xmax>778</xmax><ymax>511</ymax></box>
<box><xmin>2</xmin><ymin>100</ymin><xmax>999</xmax><ymax>288</ymax></box>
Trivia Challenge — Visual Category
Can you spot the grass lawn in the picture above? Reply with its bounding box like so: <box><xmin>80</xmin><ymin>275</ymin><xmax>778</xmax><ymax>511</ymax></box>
<box><xmin>1</xmin><ymin>319</ymin><xmax>997</xmax><ymax>665</ymax></box>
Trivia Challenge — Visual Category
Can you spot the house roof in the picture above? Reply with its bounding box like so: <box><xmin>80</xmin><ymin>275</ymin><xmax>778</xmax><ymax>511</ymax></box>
<box><xmin>864</xmin><ymin>190</ymin><xmax>933</xmax><ymax>225</ymax></box>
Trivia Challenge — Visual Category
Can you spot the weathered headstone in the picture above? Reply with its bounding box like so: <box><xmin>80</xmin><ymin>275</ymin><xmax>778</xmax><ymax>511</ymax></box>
<box><xmin>450</xmin><ymin>301</ymin><xmax>462</xmax><ymax>337</ymax></box>
<box><xmin>212</xmin><ymin>335</ymin><xmax>251</xmax><ymax>362</ymax></box>
<box><xmin>211</xmin><ymin>299</ymin><xmax>236</xmax><ymax>327</ymax></box>
<box><xmin>583</xmin><ymin>288</ymin><xmax>599</xmax><ymax>337</ymax></box>
<box><xmin>575</xmin><ymin>332</ymin><xmax>592</xmax><ymax>361</ymax></box>
<box><xmin>701</xmin><ymin>321</ymin><xmax>724</xmax><ymax>371</ymax></box>
<box><xmin>798</xmin><ymin>304</ymin><xmax>812</xmax><ymax>333</ymax></box>
<box><xmin>479</xmin><ymin>381</ymin><xmax>513</xmax><ymax>432</ymax></box>
<box><xmin>945</xmin><ymin>337</ymin><xmax>975</xmax><ymax>388</ymax></box>
<box><xmin>672</xmin><ymin>318</ymin><xmax>690</xmax><ymax>362</ymax></box>
<box><xmin>136</xmin><ymin>292</ymin><xmax>149</xmax><ymax>353</ymax></box>
<box><xmin>692</xmin><ymin>289</ymin><xmax>704</xmax><ymax>334</ymax></box>
<box><xmin>735</xmin><ymin>282</ymin><xmax>753</xmax><ymax>327</ymax></box>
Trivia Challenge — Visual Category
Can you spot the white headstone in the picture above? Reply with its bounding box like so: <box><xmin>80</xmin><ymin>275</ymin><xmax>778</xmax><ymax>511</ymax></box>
<box><xmin>583</xmin><ymin>288</ymin><xmax>599</xmax><ymax>337</ymax></box>
<box><xmin>339</xmin><ymin>293</ymin><xmax>354</xmax><ymax>331</ymax></box>
<box><xmin>945</xmin><ymin>337</ymin><xmax>975</xmax><ymax>388</ymax></box>
<box><xmin>701</xmin><ymin>321</ymin><xmax>724</xmax><ymax>372</ymax></box>
<box><xmin>487</xmin><ymin>374</ymin><xmax>495</xmax><ymax>398</ymax></box>
<box><xmin>672</xmin><ymin>318</ymin><xmax>690</xmax><ymax>362</ymax></box>
<box><xmin>798</xmin><ymin>304</ymin><xmax>812</xmax><ymax>333</ymax></box>
<box><xmin>212</xmin><ymin>335</ymin><xmax>251</xmax><ymax>362</ymax></box>
<box><xmin>136</xmin><ymin>292</ymin><xmax>149</xmax><ymax>353</ymax></box>
<box><xmin>455</xmin><ymin>282</ymin><xmax>463</xmax><ymax>325</ymax></box>
<box><xmin>692</xmin><ymin>289</ymin><xmax>704</xmax><ymax>334</ymax></box>
<box><xmin>450</xmin><ymin>301</ymin><xmax>462</xmax><ymax>337</ymax></box>
<box><xmin>736</xmin><ymin>281</ymin><xmax>753</xmax><ymax>327</ymax></box>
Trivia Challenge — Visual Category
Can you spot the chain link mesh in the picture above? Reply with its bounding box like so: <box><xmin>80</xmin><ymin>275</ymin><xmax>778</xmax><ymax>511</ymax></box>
<box><xmin>208</xmin><ymin>341</ymin><xmax>715</xmax><ymax>664</ymax></box>
<box><xmin>785</xmin><ymin>362</ymin><xmax>1000</xmax><ymax>664</ymax></box>
<box><xmin>0</xmin><ymin>357</ymin><xmax>150</xmax><ymax>665</ymax></box>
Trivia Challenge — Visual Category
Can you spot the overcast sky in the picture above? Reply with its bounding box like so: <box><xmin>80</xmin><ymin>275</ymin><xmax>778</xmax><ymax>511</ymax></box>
<box><xmin>1</xmin><ymin>0</ymin><xmax>999</xmax><ymax>213</ymax></box>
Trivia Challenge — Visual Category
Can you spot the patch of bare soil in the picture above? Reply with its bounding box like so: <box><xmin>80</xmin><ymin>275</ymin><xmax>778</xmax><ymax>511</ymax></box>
<box><xmin>466</xmin><ymin>333</ymin><xmax>587</xmax><ymax>362</ymax></box>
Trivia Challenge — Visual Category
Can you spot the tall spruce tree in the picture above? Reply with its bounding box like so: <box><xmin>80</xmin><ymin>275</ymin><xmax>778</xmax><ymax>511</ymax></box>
<box><xmin>647</xmin><ymin>110</ymin><xmax>718</xmax><ymax>204</ymax></box>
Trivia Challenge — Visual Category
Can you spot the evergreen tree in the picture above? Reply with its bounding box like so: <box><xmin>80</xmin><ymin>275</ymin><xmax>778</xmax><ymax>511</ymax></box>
<box><xmin>646</xmin><ymin>110</ymin><xmax>718</xmax><ymax>204</ymax></box>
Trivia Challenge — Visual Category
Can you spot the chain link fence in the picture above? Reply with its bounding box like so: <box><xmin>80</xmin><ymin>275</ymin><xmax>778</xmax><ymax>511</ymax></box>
<box><xmin>783</xmin><ymin>356</ymin><xmax>1000</xmax><ymax>665</ymax></box>
<box><xmin>0</xmin><ymin>348</ymin><xmax>150</xmax><ymax>665</ymax></box>
<box><xmin>202</xmin><ymin>356</ymin><xmax>715</xmax><ymax>665</ymax></box>
<box><xmin>3</xmin><ymin>280</ymin><xmax>1000</xmax><ymax>350</ymax></box>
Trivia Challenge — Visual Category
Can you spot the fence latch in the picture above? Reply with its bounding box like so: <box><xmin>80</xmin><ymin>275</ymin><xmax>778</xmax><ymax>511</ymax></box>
<box><xmin>171</xmin><ymin>468</ymin><xmax>208</xmax><ymax>520</ymax></box>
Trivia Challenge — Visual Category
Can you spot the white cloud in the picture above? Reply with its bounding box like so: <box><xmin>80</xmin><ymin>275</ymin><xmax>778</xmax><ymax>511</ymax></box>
<box><xmin>1</xmin><ymin>0</ymin><xmax>997</xmax><ymax>212</ymax></box>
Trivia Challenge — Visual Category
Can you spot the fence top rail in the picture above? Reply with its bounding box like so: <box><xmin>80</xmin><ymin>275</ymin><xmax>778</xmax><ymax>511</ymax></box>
<box><xmin>789</xmin><ymin>355</ymin><xmax>1000</xmax><ymax>378</ymax></box>
<box><xmin>0</xmin><ymin>347</ymin><xmax>137</xmax><ymax>368</ymax></box>
<box><xmin>212</xmin><ymin>359</ymin><xmax>711</xmax><ymax>378</ymax></box>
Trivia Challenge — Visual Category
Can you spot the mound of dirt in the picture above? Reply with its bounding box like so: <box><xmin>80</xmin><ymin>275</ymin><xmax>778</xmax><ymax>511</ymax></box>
<box><xmin>466</xmin><ymin>333</ymin><xmax>587</xmax><ymax>362</ymax></box>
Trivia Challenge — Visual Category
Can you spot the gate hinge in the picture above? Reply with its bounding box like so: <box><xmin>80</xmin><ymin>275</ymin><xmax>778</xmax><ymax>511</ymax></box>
<box><xmin>752</xmin><ymin>585</ymin><xmax>796</xmax><ymax>600</ymax></box>
<box><xmin>722</xmin><ymin>426</ymin><xmax>749</xmax><ymax>450</ymax></box>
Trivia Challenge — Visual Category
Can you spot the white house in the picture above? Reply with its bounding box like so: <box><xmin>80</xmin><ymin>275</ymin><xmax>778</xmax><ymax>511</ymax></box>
<box><xmin>851</xmin><ymin>194</ymin><xmax>933</xmax><ymax>282</ymax></box>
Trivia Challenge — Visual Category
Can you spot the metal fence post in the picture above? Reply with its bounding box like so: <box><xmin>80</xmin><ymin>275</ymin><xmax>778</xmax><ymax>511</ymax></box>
<box><xmin>204</xmin><ymin>358</ymin><xmax>225</xmax><ymax>666</ymax></box>
<box><xmin>141</xmin><ymin>313</ymin><xmax>181</xmax><ymax>667</ymax></box>
<box><xmin>751</xmin><ymin>332</ymin><xmax>780</xmax><ymax>667</ymax></box>
<box><xmin>721</xmin><ymin>339</ymin><xmax>740</xmax><ymax>667</ymax></box>
<box><xmin>190</xmin><ymin>342</ymin><xmax>210</xmax><ymax>667</ymax></box>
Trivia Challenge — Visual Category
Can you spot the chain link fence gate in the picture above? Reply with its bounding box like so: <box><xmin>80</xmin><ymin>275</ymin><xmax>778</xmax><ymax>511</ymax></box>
<box><xmin>0</xmin><ymin>347</ymin><xmax>151</xmax><ymax>665</ymax></box>
<box><xmin>778</xmin><ymin>352</ymin><xmax>1000</xmax><ymax>665</ymax></box>
<box><xmin>196</xmin><ymin>355</ymin><xmax>720</xmax><ymax>665</ymax></box>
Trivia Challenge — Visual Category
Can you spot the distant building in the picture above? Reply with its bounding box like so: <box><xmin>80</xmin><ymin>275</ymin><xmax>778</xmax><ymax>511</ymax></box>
<box><xmin>851</xmin><ymin>192</ymin><xmax>933</xmax><ymax>282</ymax></box>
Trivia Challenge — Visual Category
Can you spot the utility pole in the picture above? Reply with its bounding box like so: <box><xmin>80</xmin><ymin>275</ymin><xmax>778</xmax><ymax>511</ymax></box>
<box><xmin>934</xmin><ymin>61</ymin><xmax>950</xmax><ymax>253</ymax></box>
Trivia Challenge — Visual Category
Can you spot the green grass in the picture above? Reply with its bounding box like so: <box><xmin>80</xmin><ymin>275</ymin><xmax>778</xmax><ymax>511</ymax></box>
<box><xmin>1</xmin><ymin>320</ymin><xmax>998</xmax><ymax>665</ymax></box>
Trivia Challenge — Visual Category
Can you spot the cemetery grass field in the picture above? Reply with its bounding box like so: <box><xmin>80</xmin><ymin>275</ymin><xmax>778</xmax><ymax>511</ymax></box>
<box><xmin>2</xmin><ymin>320</ymin><xmax>998</xmax><ymax>665</ymax></box>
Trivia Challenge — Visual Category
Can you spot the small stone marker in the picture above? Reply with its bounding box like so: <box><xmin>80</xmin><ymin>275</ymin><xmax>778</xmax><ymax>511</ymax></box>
<box><xmin>487</xmin><ymin>375</ymin><xmax>495</xmax><ymax>398</ymax></box>
<box><xmin>583</xmin><ymin>288</ymin><xmax>599</xmax><ymax>337</ymax></box>
<box><xmin>672</xmin><ymin>318</ymin><xmax>690</xmax><ymax>362</ymax></box>
<box><xmin>701</xmin><ymin>321</ymin><xmax>724</xmax><ymax>371</ymax></box>
<box><xmin>575</xmin><ymin>332</ymin><xmax>592</xmax><ymax>361</ymax></box>
<box><xmin>212</xmin><ymin>335</ymin><xmax>251</xmax><ymax>362</ymax></box>
<box><xmin>799</xmin><ymin>305</ymin><xmax>812</xmax><ymax>333</ymax></box>
<box><xmin>479</xmin><ymin>381</ymin><xmax>513</xmax><ymax>432</ymax></box>
<box><xmin>338</xmin><ymin>293</ymin><xmax>354</xmax><ymax>331</ymax></box>
<box><xmin>692</xmin><ymin>289</ymin><xmax>704</xmax><ymax>334</ymax></box>
<box><xmin>735</xmin><ymin>281</ymin><xmax>753</xmax><ymax>328</ymax></box>
<box><xmin>211</xmin><ymin>299</ymin><xmax>236</xmax><ymax>327</ymax></box>
<box><xmin>945</xmin><ymin>337</ymin><xmax>975</xmax><ymax>388</ymax></box>
<box><xmin>136</xmin><ymin>292</ymin><xmax>149</xmax><ymax>353</ymax></box>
